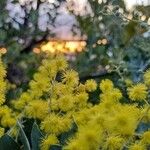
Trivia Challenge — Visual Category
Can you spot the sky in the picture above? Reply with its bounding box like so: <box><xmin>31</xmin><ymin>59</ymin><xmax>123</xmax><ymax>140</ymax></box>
<box><xmin>52</xmin><ymin>0</ymin><xmax>150</xmax><ymax>40</ymax></box>
<box><xmin>125</xmin><ymin>0</ymin><xmax>149</xmax><ymax>9</ymax></box>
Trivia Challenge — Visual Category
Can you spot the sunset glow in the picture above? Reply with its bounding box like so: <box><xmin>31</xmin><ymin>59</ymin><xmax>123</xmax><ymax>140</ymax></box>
<box><xmin>34</xmin><ymin>41</ymin><xmax>87</xmax><ymax>54</ymax></box>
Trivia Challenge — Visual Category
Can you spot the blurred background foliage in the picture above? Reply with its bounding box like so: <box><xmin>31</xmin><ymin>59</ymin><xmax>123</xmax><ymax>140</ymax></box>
<box><xmin>72</xmin><ymin>0</ymin><xmax>150</xmax><ymax>80</ymax></box>
<box><xmin>0</xmin><ymin>0</ymin><xmax>150</xmax><ymax>92</ymax></box>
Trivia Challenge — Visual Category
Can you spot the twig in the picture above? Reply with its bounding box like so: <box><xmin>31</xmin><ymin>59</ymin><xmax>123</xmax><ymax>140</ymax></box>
<box><xmin>79</xmin><ymin>70</ymin><xmax>115</xmax><ymax>81</ymax></box>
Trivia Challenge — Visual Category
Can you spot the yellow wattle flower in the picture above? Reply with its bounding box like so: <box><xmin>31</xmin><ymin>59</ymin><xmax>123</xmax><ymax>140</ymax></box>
<box><xmin>65</xmin><ymin>124</ymin><xmax>103</xmax><ymax>150</ymax></box>
<box><xmin>128</xmin><ymin>83</ymin><xmax>148</xmax><ymax>101</ymax></box>
<box><xmin>99</xmin><ymin>79</ymin><xmax>114</xmax><ymax>93</ymax></box>
<box><xmin>100</xmin><ymin>88</ymin><xmax>122</xmax><ymax>103</ymax></box>
<box><xmin>1</xmin><ymin>115</ymin><xmax>16</xmax><ymax>128</ymax></box>
<box><xmin>62</xmin><ymin>70</ymin><xmax>79</xmax><ymax>87</ymax></box>
<box><xmin>58</xmin><ymin>95</ymin><xmax>75</xmax><ymax>112</ymax></box>
<box><xmin>41</xmin><ymin>114</ymin><xmax>71</xmax><ymax>135</ymax></box>
<box><xmin>75</xmin><ymin>93</ymin><xmax>88</xmax><ymax>108</ymax></box>
<box><xmin>85</xmin><ymin>79</ymin><xmax>97</xmax><ymax>92</ymax></box>
<box><xmin>25</xmin><ymin>100</ymin><xmax>49</xmax><ymax>120</ymax></box>
<box><xmin>141</xmin><ymin>130</ymin><xmax>150</xmax><ymax>145</ymax></box>
<box><xmin>0</xmin><ymin>127</ymin><xmax>4</xmax><ymax>138</ymax></box>
<box><xmin>40</xmin><ymin>134</ymin><xmax>59</xmax><ymax>150</ymax></box>
<box><xmin>0</xmin><ymin>105</ymin><xmax>16</xmax><ymax>128</ymax></box>
<box><xmin>104</xmin><ymin>136</ymin><xmax>124</xmax><ymax>150</ymax></box>
<box><xmin>129</xmin><ymin>143</ymin><xmax>145</xmax><ymax>150</ymax></box>
<box><xmin>125</xmin><ymin>78</ymin><xmax>133</xmax><ymax>87</ymax></box>
<box><xmin>0</xmin><ymin>56</ymin><xmax>6</xmax><ymax>106</ymax></box>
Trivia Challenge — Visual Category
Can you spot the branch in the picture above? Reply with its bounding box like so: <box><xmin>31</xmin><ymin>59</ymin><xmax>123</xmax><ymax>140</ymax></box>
<box><xmin>79</xmin><ymin>70</ymin><xmax>115</xmax><ymax>81</ymax></box>
<box><xmin>21</xmin><ymin>33</ymin><xmax>48</xmax><ymax>53</ymax></box>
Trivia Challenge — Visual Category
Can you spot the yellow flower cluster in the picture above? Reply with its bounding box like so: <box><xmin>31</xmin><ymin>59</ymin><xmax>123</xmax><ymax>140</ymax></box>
<box><xmin>0</xmin><ymin>127</ymin><xmax>4</xmax><ymax>138</ymax></box>
<box><xmin>128</xmin><ymin>83</ymin><xmax>148</xmax><ymax>101</ymax></box>
<box><xmin>11</xmin><ymin>55</ymin><xmax>98</xmax><ymax>150</ymax></box>
<box><xmin>0</xmin><ymin>56</ymin><xmax>16</xmax><ymax>137</ymax></box>
<box><xmin>1</xmin><ymin>56</ymin><xmax>150</xmax><ymax>150</ymax></box>
<box><xmin>0</xmin><ymin>55</ymin><xmax>6</xmax><ymax>105</ymax></box>
<box><xmin>65</xmin><ymin>79</ymin><xmax>142</xmax><ymax>150</ymax></box>
<box><xmin>40</xmin><ymin>134</ymin><xmax>59</xmax><ymax>150</ymax></box>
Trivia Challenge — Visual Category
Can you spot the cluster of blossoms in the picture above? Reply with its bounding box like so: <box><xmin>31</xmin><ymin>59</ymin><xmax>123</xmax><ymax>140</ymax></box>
<box><xmin>1</xmin><ymin>55</ymin><xmax>150</xmax><ymax>149</ymax></box>
<box><xmin>0</xmin><ymin>55</ymin><xmax>16</xmax><ymax>137</ymax></box>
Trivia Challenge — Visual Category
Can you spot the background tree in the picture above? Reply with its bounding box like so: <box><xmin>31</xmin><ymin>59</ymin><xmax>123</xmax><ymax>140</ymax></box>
<box><xmin>69</xmin><ymin>0</ymin><xmax>150</xmax><ymax>84</ymax></box>
<box><xmin>0</xmin><ymin>0</ymin><xmax>150</xmax><ymax>86</ymax></box>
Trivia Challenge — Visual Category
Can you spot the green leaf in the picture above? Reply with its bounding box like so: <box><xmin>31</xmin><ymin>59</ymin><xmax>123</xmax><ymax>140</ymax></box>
<box><xmin>122</xmin><ymin>21</ymin><xmax>138</xmax><ymax>45</ymax></box>
<box><xmin>17</xmin><ymin>120</ymin><xmax>31</xmax><ymax>150</ymax></box>
<box><xmin>31</xmin><ymin>122</ymin><xmax>44</xmax><ymax>150</ymax></box>
<box><xmin>23</xmin><ymin>118</ymin><xmax>34</xmax><ymax>144</ymax></box>
<box><xmin>0</xmin><ymin>29</ymin><xmax>7</xmax><ymax>41</ymax></box>
<box><xmin>49</xmin><ymin>145</ymin><xmax>62</xmax><ymax>150</ymax></box>
<box><xmin>0</xmin><ymin>134</ymin><xmax>20</xmax><ymax>150</ymax></box>
<box><xmin>29</xmin><ymin>10</ymin><xmax>38</xmax><ymax>25</ymax></box>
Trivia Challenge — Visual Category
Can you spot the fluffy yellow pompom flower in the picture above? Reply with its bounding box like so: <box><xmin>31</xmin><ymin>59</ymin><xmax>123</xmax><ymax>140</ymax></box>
<box><xmin>107</xmin><ymin>105</ymin><xmax>140</xmax><ymax>136</ymax></box>
<box><xmin>85</xmin><ymin>79</ymin><xmax>97</xmax><ymax>92</ymax></box>
<box><xmin>125</xmin><ymin>78</ymin><xmax>133</xmax><ymax>86</ymax></box>
<box><xmin>41</xmin><ymin>59</ymin><xmax>58</xmax><ymax>78</ymax></box>
<box><xmin>144</xmin><ymin>69</ymin><xmax>150</xmax><ymax>86</ymax></box>
<box><xmin>40</xmin><ymin>134</ymin><xmax>59</xmax><ymax>150</ymax></box>
<box><xmin>75</xmin><ymin>93</ymin><xmax>89</xmax><ymax>108</ymax></box>
<box><xmin>13</xmin><ymin>93</ymin><xmax>31</xmax><ymax>110</ymax></box>
<box><xmin>0</xmin><ymin>127</ymin><xmax>4</xmax><ymax>137</ymax></box>
<box><xmin>50</xmin><ymin>98</ymin><xmax>59</xmax><ymax>111</ymax></box>
<box><xmin>66</xmin><ymin>125</ymin><xmax>103</xmax><ymax>150</ymax></box>
<box><xmin>29</xmin><ymin>78</ymin><xmax>51</xmax><ymax>97</ymax></box>
<box><xmin>0</xmin><ymin>58</ymin><xmax>6</xmax><ymax>78</ymax></box>
<box><xmin>41</xmin><ymin>114</ymin><xmax>71</xmax><ymax>135</ymax></box>
<box><xmin>41</xmin><ymin>114</ymin><xmax>62</xmax><ymax>134</ymax></box>
<box><xmin>0</xmin><ymin>56</ymin><xmax>6</xmax><ymax>106</ymax></box>
<box><xmin>74</xmin><ymin>108</ymin><xmax>93</xmax><ymax>125</ymax></box>
<box><xmin>129</xmin><ymin>143</ymin><xmax>145</xmax><ymax>150</ymax></box>
<box><xmin>141</xmin><ymin>130</ymin><xmax>150</xmax><ymax>145</ymax></box>
<box><xmin>100</xmin><ymin>88</ymin><xmax>122</xmax><ymax>103</ymax></box>
<box><xmin>0</xmin><ymin>106</ymin><xmax>11</xmax><ymax>117</ymax></box>
<box><xmin>55</xmin><ymin>56</ymin><xmax>68</xmax><ymax>71</ymax></box>
<box><xmin>25</xmin><ymin>100</ymin><xmax>49</xmax><ymax>120</ymax></box>
<box><xmin>64</xmin><ymin>139</ymin><xmax>81</xmax><ymax>150</ymax></box>
<box><xmin>62</xmin><ymin>70</ymin><xmax>79</xmax><ymax>87</ymax></box>
<box><xmin>58</xmin><ymin>95</ymin><xmax>74</xmax><ymax>112</ymax></box>
<box><xmin>0</xmin><ymin>105</ymin><xmax>16</xmax><ymax>128</ymax></box>
<box><xmin>78</xmin><ymin>83</ymin><xmax>86</xmax><ymax>93</ymax></box>
<box><xmin>1</xmin><ymin>115</ymin><xmax>16</xmax><ymax>128</ymax></box>
<box><xmin>128</xmin><ymin>83</ymin><xmax>148</xmax><ymax>101</ymax></box>
<box><xmin>79</xmin><ymin>126</ymin><xmax>102</xmax><ymax>147</ymax></box>
<box><xmin>52</xmin><ymin>83</ymin><xmax>70</xmax><ymax>97</ymax></box>
<box><xmin>104</xmin><ymin>136</ymin><xmax>124</xmax><ymax>150</ymax></box>
<box><xmin>110</xmin><ymin>113</ymin><xmax>136</xmax><ymax>136</ymax></box>
<box><xmin>110</xmin><ymin>88</ymin><xmax>122</xmax><ymax>101</ymax></box>
<box><xmin>99</xmin><ymin>79</ymin><xmax>114</xmax><ymax>93</ymax></box>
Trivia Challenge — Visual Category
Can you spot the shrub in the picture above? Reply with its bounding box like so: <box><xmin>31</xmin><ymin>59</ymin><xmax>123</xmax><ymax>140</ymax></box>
<box><xmin>1</xmin><ymin>55</ymin><xmax>150</xmax><ymax>150</ymax></box>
